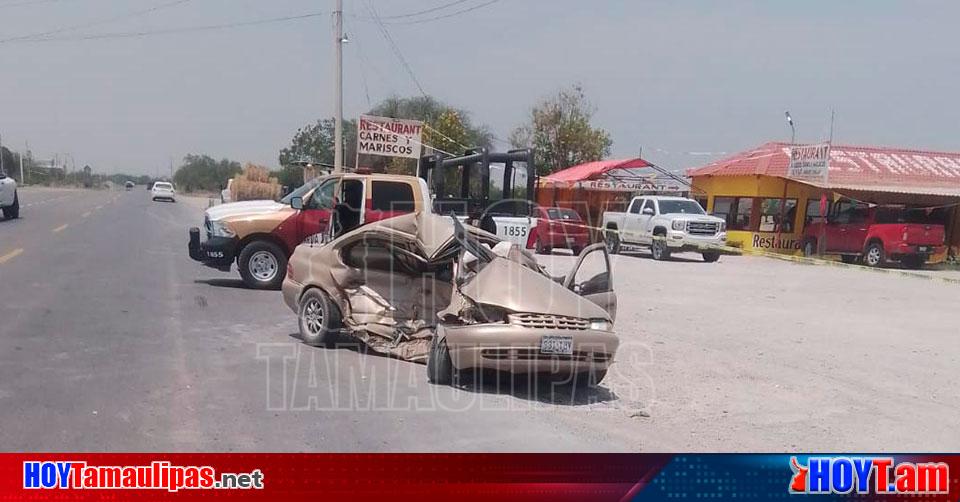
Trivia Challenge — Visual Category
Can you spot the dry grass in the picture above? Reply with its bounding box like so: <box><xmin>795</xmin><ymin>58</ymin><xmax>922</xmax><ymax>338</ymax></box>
<box><xmin>230</xmin><ymin>163</ymin><xmax>281</xmax><ymax>201</ymax></box>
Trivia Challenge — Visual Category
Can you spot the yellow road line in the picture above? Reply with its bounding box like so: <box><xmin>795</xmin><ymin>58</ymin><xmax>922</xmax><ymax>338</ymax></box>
<box><xmin>52</xmin><ymin>224</ymin><xmax>69</xmax><ymax>233</ymax></box>
<box><xmin>0</xmin><ymin>248</ymin><xmax>24</xmax><ymax>264</ymax></box>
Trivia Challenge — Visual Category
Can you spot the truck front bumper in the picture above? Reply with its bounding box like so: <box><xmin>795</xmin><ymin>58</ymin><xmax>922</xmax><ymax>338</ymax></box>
<box><xmin>188</xmin><ymin>227</ymin><xmax>237</xmax><ymax>271</ymax></box>
<box><xmin>665</xmin><ymin>230</ymin><xmax>728</xmax><ymax>252</ymax></box>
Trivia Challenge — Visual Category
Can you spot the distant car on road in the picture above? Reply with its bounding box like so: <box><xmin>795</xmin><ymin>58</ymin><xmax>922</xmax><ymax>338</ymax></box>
<box><xmin>281</xmin><ymin>212</ymin><xmax>618</xmax><ymax>386</ymax></box>
<box><xmin>802</xmin><ymin>202</ymin><xmax>946</xmax><ymax>269</ymax></box>
<box><xmin>532</xmin><ymin>206</ymin><xmax>590</xmax><ymax>255</ymax></box>
<box><xmin>124</xmin><ymin>181</ymin><xmax>135</xmax><ymax>191</ymax></box>
<box><xmin>151</xmin><ymin>182</ymin><xmax>176</xmax><ymax>202</ymax></box>
<box><xmin>602</xmin><ymin>196</ymin><xmax>726</xmax><ymax>262</ymax></box>
<box><xmin>0</xmin><ymin>169</ymin><xmax>18</xmax><ymax>219</ymax></box>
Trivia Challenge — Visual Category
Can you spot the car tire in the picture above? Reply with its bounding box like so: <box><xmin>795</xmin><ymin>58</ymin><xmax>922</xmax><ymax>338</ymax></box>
<box><xmin>2</xmin><ymin>192</ymin><xmax>19</xmax><ymax>219</ymax></box>
<box><xmin>702</xmin><ymin>251</ymin><xmax>720</xmax><ymax>263</ymax></box>
<box><xmin>651</xmin><ymin>236</ymin><xmax>670</xmax><ymax>261</ymax></box>
<box><xmin>238</xmin><ymin>240</ymin><xmax>287</xmax><ymax>289</ymax></box>
<box><xmin>535</xmin><ymin>238</ymin><xmax>551</xmax><ymax>255</ymax></box>
<box><xmin>802</xmin><ymin>238</ymin><xmax>817</xmax><ymax>257</ymax></box>
<box><xmin>604</xmin><ymin>229</ymin><xmax>620</xmax><ymax>254</ymax></box>
<box><xmin>863</xmin><ymin>241</ymin><xmax>885</xmax><ymax>268</ymax></box>
<box><xmin>426</xmin><ymin>334</ymin><xmax>454</xmax><ymax>385</ymax></box>
<box><xmin>297</xmin><ymin>288</ymin><xmax>342</xmax><ymax>347</ymax></box>
<box><xmin>574</xmin><ymin>369</ymin><xmax>607</xmax><ymax>387</ymax></box>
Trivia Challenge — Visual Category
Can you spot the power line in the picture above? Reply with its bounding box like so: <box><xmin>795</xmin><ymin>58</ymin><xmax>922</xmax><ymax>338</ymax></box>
<box><xmin>377</xmin><ymin>0</ymin><xmax>472</xmax><ymax>20</ymax></box>
<box><xmin>1</xmin><ymin>0</ymin><xmax>194</xmax><ymax>44</ymax></box>
<box><xmin>385</xmin><ymin>0</ymin><xmax>500</xmax><ymax>25</ymax></box>
<box><xmin>1</xmin><ymin>11</ymin><xmax>328</xmax><ymax>44</ymax></box>
<box><xmin>0</xmin><ymin>0</ymin><xmax>68</xmax><ymax>11</ymax></box>
<box><xmin>362</xmin><ymin>0</ymin><xmax>428</xmax><ymax>98</ymax></box>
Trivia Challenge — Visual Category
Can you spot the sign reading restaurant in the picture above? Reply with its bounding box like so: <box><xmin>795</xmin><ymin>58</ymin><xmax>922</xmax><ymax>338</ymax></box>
<box><xmin>357</xmin><ymin>114</ymin><xmax>424</xmax><ymax>159</ymax></box>
<box><xmin>787</xmin><ymin>143</ymin><xmax>830</xmax><ymax>184</ymax></box>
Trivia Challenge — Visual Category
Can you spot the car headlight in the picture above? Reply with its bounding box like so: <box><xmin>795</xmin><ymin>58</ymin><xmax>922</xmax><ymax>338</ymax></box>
<box><xmin>589</xmin><ymin>319</ymin><xmax>613</xmax><ymax>331</ymax></box>
<box><xmin>671</xmin><ymin>220</ymin><xmax>686</xmax><ymax>231</ymax></box>
<box><xmin>719</xmin><ymin>221</ymin><xmax>726</xmax><ymax>233</ymax></box>
<box><xmin>209</xmin><ymin>220</ymin><xmax>235</xmax><ymax>238</ymax></box>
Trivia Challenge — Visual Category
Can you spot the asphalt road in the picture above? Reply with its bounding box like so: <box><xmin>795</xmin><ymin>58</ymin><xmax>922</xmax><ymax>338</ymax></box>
<box><xmin>2</xmin><ymin>187</ymin><xmax>958</xmax><ymax>452</ymax></box>
<box><xmin>0</xmin><ymin>187</ymin><xmax>628</xmax><ymax>452</ymax></box>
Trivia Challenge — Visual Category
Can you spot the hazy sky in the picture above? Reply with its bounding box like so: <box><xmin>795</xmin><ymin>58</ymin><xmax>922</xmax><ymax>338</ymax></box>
<box><xmin>1</xmin><ymin>0</ymin><xmax>958</xmax><ymax>175</ymax></box>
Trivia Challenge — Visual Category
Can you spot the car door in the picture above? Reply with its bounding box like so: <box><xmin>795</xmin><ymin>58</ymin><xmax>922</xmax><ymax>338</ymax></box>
<box><xmin>623</xmin><ymin>198</ymin><xmax>649</xmax><ymax>243</ymax></box>
<box><xmin>823</xmin><ymin>201</ymin><xmax>851</xmax><ymax>253</ymax></box>
<box><xmin>563</xmin><ymin>243</ymin><xmax>617</xmax><ymax>320</ymax></box>
<box><xmin>297</xmin><ymin>177</ymin><xmax>339</xmax><ymax>243</ymax></box>
<box><xmin>844</xmin><ymin>205</ymin><xmax>871</xmax><ymax>252</ymax></box>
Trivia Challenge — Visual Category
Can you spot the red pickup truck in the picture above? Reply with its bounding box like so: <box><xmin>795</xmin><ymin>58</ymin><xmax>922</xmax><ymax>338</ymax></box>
<box><xmin>802</xmin><ymin>202</ymin><xmax>946</xmax><ymax>269</ymax></box>
<box><xmin>532</xmin><ymin>206</ymin><xmax>591</xmax><ymax>255</ymax></box>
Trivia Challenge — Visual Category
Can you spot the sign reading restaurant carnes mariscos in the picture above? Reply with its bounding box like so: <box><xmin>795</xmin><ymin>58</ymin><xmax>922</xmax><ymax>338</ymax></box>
<box><xmin>357</xmin><ymin>114</ymin><xmax>424</xmax><ymax>159</ymax></box>
<box><xmin>787</xmin><ymin>143</ymin><xmax>830</xmax><ymax>184</ymax></box>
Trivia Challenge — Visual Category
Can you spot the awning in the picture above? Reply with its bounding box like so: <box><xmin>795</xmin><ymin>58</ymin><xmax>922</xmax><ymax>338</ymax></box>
<box><xmin>542</xmin><ymin>158</ymin><xmax>686</xmax><ymax>192</ymax></box>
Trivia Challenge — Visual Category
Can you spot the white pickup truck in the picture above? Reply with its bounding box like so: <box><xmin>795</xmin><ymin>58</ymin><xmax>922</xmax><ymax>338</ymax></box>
<box><xmin>602</xmin><ymin>195</ymin><xmax>726</xmax><ymax>262</ymax></box>
<box><xmin>0</xmin><ymin>170</ymin><xmax>18</xmax><ymax>220</ymax></box>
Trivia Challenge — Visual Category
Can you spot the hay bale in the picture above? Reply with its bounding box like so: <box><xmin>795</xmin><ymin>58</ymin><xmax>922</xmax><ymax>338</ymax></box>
<box><xmin>230</xmin><ymin>163</ymin><xmax>281</xmax><ymax>201</ymax></box>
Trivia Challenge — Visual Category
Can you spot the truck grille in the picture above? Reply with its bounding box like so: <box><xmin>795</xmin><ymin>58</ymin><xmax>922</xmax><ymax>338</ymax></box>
<box><xmin>204</xmin><ymin>216</ymin><xmax>212</xmax><ymax>239</ymax></box>
<box><xmin>687</xmin><ymin>221</ymin><xmax>719</xmax><ymax>235</ymax></box>
<box><xmin>509</xmin><ymin>313</ymin><xmax>589</xmax><ymax>330</ymax></box>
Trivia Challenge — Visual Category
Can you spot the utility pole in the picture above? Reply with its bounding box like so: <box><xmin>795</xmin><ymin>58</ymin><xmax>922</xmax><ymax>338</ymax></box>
<box><xmin>0</xmin><ymin>133</ymin><xmax>4</xmax><ymax>175</ymax></box>
<box><xmin>333</xmin><ymin>0</ymin><xmax>344</xmax><ymax>173</ymax></box>
<box><xmin>19</xmin><ymin>152</ymin><xmax>24</xmax><ymax>185</ymax></box>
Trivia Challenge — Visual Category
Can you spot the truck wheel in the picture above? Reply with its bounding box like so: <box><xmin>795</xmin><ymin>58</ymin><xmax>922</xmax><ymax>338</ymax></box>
<box><xmin>604</xmin><ymin>230</ymin><xmax>620</xmax><ymax>254</ymax></box>
<box><xmin>2</xmin><ymin>192</ymin><xmax>19</xmax><ymax>219</ymax></box>
<box><xmin>651</xmin><ymin>237</ymin><xmax>671</xmax><ymax>261</ymax></box>
<box><xmin>802</xmin><ymin>238</ymin><xmax>817</xmax><ymax>257</ymax></box>
<box><xmin>298</xmin><ymin>288</ymin><xmax>342</xmax><ymax>346</ymax></box>
<box><xmin>702</xmin><ymin>251</ymin><xmax>720</xmax><ymax>263</ymax></box>
<box><xmin>427</xmin><ymin>333</ymin><xmax>455</xmax><ymax>385</ymax></box>
<box><xmin>863</xmin><ymin>241</ymin><xmax>885</xmax><ymax>268</ymax></box>
<box><xmin>574</xmin><ymin>369</ymin><xmax>607</xmax><ymax>388</ymax></box>
<box><xmin>238</xmin><ymin>240</ymin><xmax>287</xmax><ymax>289</ymax></box>
<box><xmin>535</xmin><ymin>238</ymin><xmax>551</xmax><ymax>255</ymax></box>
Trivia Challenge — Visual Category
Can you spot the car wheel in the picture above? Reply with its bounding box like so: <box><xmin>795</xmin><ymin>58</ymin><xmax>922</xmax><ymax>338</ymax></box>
<box><xmin>426</xmin><ymin>333</ymin><xmax>454</xmax><ymax>385</ymax></box>
<box><xmin>802</xmin><ymin>238</ymin><xmax>817</xmax><ymax>257</ymax></box>
<box><xmin>863</xmin><ymin>241</ymin><xmax>885</xmax><ymax>268</ymax></box>
<box><xmin>2</xmin><ymin>192</ymin><xmax>19</xmax><ymax>219</ymax></box>
<box><xmin>238</xmin><ymin>240</ymin><xmax>287</xmax><ymax>289</ymax></box>
<box><xmin>604</xmin><ymin>230</ymin><xmax>620</xmax><ymax>254</ymax></box>
<box><xmin>535</xmin><ymin>238</ymin><xmax>550</xmax><ymax>255</ymax></box>
<box><xmin>297</xmin><ymin>288</ymin><xmax>342</xmax><ymax>346</ymax></box>
<box><xmin>840</xmin><ymin>255</ymin><xmax>859</xmax><ymax>264</ymax></box>
<box><xmin>702</xmin><ymin>251</ymin><xmax>720</xmax><ymax>263</ymax></box>
<box><xmin>574</xmin><ymin>369</ymin><xmax>607</xmax><ymax>388</ymax></box>
<box><xmin>651</xmin><ymin>236</ymin><xmax>670</xmax><ymax>261</ymax></box>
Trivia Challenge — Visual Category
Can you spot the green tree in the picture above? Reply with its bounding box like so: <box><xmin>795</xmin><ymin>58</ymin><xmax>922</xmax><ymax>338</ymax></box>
<box><xmin>510</xmin><ymin>84</ymin><xmax>612</xmax><ymax>175</ymax></box>
<box><xmin>173</xmin><ymin>154</ymin><xmax>242</xmax><ymax>192</ymax></box>
<box><xmin>278</xmin><ymin>118</ymin><xmax>357</xmax><ymax>169</ymax></box>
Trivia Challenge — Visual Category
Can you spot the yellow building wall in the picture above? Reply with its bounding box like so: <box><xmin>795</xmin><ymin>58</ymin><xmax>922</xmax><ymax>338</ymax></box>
<box><xmin>691</xmin><ymin>175</ymin><xmax>824</xmax><ymax>255</ymax></box>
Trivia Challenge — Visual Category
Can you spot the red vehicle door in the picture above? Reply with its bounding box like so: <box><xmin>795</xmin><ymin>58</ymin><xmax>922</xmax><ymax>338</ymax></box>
<box><xmin>296</xmin><ymin>177</ymin><xmax>339</xmax><ymax>243</ymax></box>
<box><xmin>843</xmin><ymin>205</ymin><xmax>871</xmax><ymax>253</ymax></box>
<box><xmin>825</xmin><ymin>201</ymin><xmax>856</xmax><ymax>253</ymax></box>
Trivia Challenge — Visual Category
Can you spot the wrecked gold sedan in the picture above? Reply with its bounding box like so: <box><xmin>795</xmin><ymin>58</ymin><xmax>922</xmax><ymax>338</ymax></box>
<box><xmin>281</xmin><ymin>212</ymin><xmax>618</xmax><ymax>385</ymax></box>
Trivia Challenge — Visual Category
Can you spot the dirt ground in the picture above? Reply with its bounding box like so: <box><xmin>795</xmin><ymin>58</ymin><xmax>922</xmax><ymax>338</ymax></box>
<box><xmin>533</xmin><ymin>248</ymin><xmax>960</xmax><ymax>451</ymax></box>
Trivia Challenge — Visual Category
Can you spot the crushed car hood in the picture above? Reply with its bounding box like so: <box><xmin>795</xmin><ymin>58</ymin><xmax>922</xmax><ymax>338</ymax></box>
<box><xmin>459</xmin><ymin>257</ymin><xmax>612</xmax><ymax>321</ymax></box>
<box><xmin>205</xmin><ymin>200</ymin><xmax>286</xmax><ymax>222</ymax></box>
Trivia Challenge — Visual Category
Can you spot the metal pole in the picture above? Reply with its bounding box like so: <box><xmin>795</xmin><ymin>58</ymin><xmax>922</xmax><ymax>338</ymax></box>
<box><xmin>0</xmin><ymin>133</ymin><xmax>4</xmax><ymax>175</ymax></box>
<box><xmin>333</xmin><ymin>0</ymin><xmax>344</xmax><ymax>173</ymax></box>
<box><xmin>19</xmin><ymin>151</ymin><xmax>24</xmax><ymax>185</ymax></box>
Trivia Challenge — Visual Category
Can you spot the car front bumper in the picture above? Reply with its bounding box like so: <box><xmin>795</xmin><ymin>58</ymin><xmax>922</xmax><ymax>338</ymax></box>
<box><xmin>441</xmin><ymin>324</ymin><xmax>619</xmax><ymax>374</ymax></box>
<box><xmin>665</xmin><ymin>230</ymin><xmax>727</xmax><ymax>251</ymax></box>
<box><xmin>188</xmin><ymin>227</ymin><xmax>237</xmax><ymax>271</ymax></box>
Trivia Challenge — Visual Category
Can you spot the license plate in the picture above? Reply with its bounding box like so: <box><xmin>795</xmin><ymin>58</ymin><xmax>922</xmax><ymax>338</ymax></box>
<box><xmin>540</xmin><ymin>335</ymin><xmax>574</xmax><ymax>355</ymax></box>
<box><xmin>918</xmin><ymin>246</ymin><xmax>931</xmax><ymax>253</ymax></box>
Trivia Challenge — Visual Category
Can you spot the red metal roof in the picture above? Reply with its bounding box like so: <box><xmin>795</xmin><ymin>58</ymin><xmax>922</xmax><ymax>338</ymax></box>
<box><xmin>687</xmin><ymin>141</ymin><xmax>960</xmax><ymax>196</ymax></box>
<box><xmin>544</xmin><ymin>158</ymin><xmax>652</xmax><ymax>183</ymax></box>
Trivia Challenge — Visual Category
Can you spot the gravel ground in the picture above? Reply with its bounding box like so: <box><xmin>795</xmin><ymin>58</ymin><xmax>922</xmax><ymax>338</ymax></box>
<box><xmin>535</xmin><ymin>248</ymin><xmax>960</xmax><ymax>451</ymax></box>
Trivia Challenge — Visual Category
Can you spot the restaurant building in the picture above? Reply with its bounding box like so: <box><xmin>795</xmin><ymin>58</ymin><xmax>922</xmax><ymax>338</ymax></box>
<box><xmin>687</xmin><ymin>142</ymin><xmax>960</xmax><ymax>260</ymax></box>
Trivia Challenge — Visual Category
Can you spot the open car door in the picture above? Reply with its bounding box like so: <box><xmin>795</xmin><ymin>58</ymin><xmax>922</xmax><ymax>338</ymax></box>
<box><xmin>562</xmin><ymin>243</ymin><xmax>617</xmax><ymax>321</ymax></box>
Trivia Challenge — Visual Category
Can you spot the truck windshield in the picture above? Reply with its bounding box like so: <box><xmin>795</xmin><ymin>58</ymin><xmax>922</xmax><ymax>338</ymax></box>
<box><xmin>281</xmin><ymin>177</ymin><xmax>324</xmax><ymax>204</ymax></box>
<box><xmin>658</xmin><ymin>200</ymin><xmax>705</xmax><ymax>215</ymax></box>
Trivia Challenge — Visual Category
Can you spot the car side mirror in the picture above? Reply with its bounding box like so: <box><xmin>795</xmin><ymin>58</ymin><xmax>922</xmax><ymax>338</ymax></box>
<box><xmin>290</xmin><ymin>196</ymin><xmax>303</xmax><ymax>210</ymax></box>
<box><xmin>642</xmin><ymin>207</ymin><xmax>654</xmax><ymax>216</ymax></box>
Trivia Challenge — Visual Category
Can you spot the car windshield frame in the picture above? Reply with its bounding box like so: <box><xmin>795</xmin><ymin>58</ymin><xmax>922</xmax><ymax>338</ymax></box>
<box><xmin>658</xmin><ymin>199</ymin><xmax>706</xmax><ymax>215</ymax></box>
<box><xmin>280</xmin><ymin>177</ymin><xmax>324</xmax><ymax>204</ymax></box>
<box><xmin>154</xmin><ymin>183</ymin><xmax>173</xmax><ymax>190</ymax></box>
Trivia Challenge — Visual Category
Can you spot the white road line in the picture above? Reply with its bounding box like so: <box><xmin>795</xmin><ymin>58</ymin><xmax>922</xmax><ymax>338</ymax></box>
<box><xmin>52</xmin><ymin>224</ymin><xmax>69</xmax><ymax>233</ymax></box>
<box><xmin>82</xmin><ymin>211</ymin><xmax>91</xmax><ymax>218</ymax></box>
<box><xmin>0</xmin><ymin>248</ymin><xmax>24</xmax><ymax>264</ymax></box>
